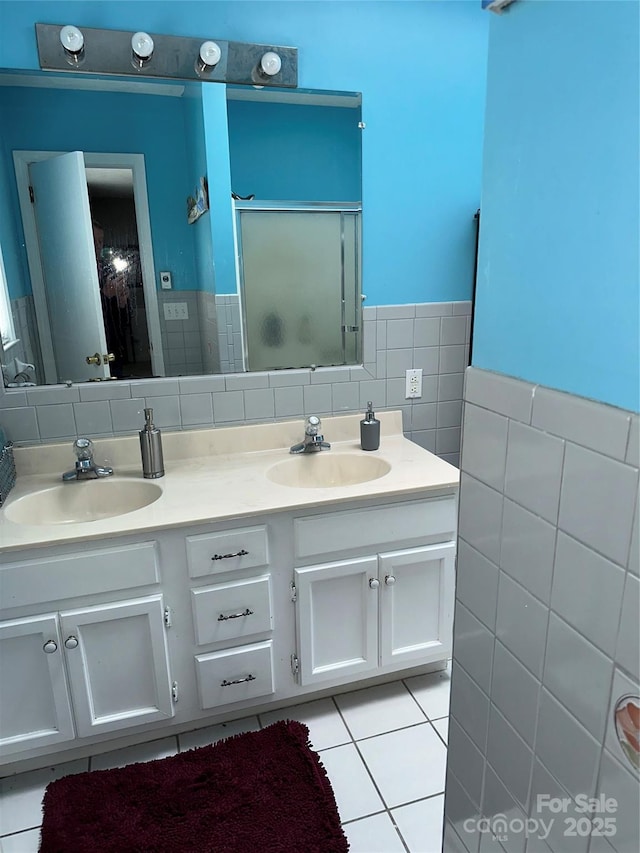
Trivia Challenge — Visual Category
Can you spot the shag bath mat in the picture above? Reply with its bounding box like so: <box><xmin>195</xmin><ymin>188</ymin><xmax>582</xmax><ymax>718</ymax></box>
<box><xmin>39</xmin><ymin>720</ymin><xmax>349</xmax><ymax>853</ymax></box>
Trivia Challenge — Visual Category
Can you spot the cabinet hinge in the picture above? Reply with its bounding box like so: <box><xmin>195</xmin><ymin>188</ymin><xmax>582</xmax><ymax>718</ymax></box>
<box><xmin>29</xmin><ymin>185</ymin><xmax>34</xmax><ymax>203</ymax></box>
<box><xmin>171</xmin><ymin>681</ymin><xmax>179</xmax><ymax>703</ymax></box>
<box><xmin>163</xmin><ymin>606</ymin><xmax>172</xmax><ymax>628</ymax></box>
<box><xmin>291</xmin><ymin>654</ymin><xmax>299</xmax><ymax>679</ymax></box>
<box><xmin>290</xmin><ymin>582</ymin><xmax>297</xmax><ymax>603</ymax></box>
<box><xmin>342</xmin><ymin>325</ymin><xmax>359</xmax><ymax>333</ymax></box>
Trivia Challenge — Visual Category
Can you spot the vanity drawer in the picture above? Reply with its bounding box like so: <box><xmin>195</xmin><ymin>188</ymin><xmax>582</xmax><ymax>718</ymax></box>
<box><xmin>0</xmin><ymin>542</ymin><xmax>160</xmax><ymax>610</ymax></box>
<box><xmin>195</xmin><ymin>640</ymin><xmax>274</xmax><ymax>709</ymax></box>
<box><xmin>186</xmin><ymin>526</ymin><xmax>269</xmax><ymax>579</ymax></box>
<box><xmin>191</xmin><ymin>575</ymin><xmax>273</xmax><ymax>646</ymax></box>
<box><xmin>294</xmin><ymin>498</ymin><xmax>457</xmax><ymax>562</ymax></box>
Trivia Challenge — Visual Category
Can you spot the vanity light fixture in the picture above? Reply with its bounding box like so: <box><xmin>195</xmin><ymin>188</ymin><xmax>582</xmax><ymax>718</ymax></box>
<box><xmin>36</xmin><ymin>23</ymin><xmax>298</xmax><ymax>88</ymax></box>
<box><xmin>197</xmin><ymin>40</ymin><xmax>222</xmax><ymax>74</ymax></box>
<box><xmin>131</xmin><ymin>31</ymin><xmax>154</xmax><ymax>68</ymax></box>
<box><xmin>259</xmin><ymin>51</ymin><xmax>282</xmax><ymax>77</ymax></box>
<box><xmin>58</xmin><ymin>25</ymin><xmax>84</xmax><ymax>64</ymax></box>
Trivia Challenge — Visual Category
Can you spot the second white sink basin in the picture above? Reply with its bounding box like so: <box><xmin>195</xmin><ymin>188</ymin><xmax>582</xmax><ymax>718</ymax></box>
<box><xmin>4</xmin><ymin>478</ymin><xmax>163</xmax><ymax>525</ymax></box>
<box><xmin>266</xmin><ymin>452</ymin><xmax>391</xmax><ymax>489</ymax></box>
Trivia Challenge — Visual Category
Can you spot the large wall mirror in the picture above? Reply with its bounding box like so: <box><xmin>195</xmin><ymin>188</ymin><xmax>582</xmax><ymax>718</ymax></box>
<box><xmin>0</xmin><ymin>69</ymin><xmax>363</xmax><ymax>388</ymax></box>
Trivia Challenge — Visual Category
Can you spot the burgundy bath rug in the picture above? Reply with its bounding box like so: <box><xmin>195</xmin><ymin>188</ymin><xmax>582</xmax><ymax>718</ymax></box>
<box><xmin>40</xmin><ymin>720</ymin><xmax>349</xmax><ymax>853</ymax></box>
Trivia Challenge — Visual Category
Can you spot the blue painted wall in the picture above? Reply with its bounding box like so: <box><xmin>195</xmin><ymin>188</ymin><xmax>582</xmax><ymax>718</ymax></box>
<box><xmin>183</xmin><ymin>83</ymin><xmax>216</xmax><ymax>296</ymax></box>
<box><xmin>473</xmin><ymin>0</ymin><xmax>639</xmax><ymax>412</ymax></box>
<box><xmin>227</xmin><ymin>100</ymin><xmax>361</xmax><ymax>202</ymax></box>
<box><xmin>0</xmin><ymin>0</ymin><xmax>489</xmax><ymax>306</ymax></box>
<box><xmin>202</xmin><ymin>84</ymin><xmax>235</xmax><ymax>297</ymax></box>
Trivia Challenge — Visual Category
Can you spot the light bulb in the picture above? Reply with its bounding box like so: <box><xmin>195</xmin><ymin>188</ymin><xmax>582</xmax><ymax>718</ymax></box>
<box><xmin>131</xmin><ymin>31</ymin><xmax>154</xmax><ymax>61</ymax></box>
<box><xmin>199</xmin><ymin>41</ymin><xmax>221</xmax><ymax>68</ymax></box>
<box><xmin>59</xmin><ymin>25</ymin><xmax>84</xmax><ymax>55</ymax></box>
<box><xmin>259</xmin><ymin>51</ymin><xmax>281</xmax><ymax>77</ymax></box>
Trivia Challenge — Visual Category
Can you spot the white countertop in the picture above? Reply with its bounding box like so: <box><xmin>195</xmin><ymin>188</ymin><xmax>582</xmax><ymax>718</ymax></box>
<box><xmin>0</xmin><ymin>412</ymin><xmax>459</xmax><ymax>553</ymax></box>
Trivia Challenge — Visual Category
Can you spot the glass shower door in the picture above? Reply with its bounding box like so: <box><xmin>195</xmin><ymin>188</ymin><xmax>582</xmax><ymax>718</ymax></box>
<box><xmin>237</xmin><ymin>205</ymin><xmax>361</xmax><ymax>371</ymax></box>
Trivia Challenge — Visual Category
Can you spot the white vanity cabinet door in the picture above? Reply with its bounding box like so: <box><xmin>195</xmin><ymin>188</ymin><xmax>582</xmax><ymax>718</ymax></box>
<box><xmin>378</xmin><ymin>543</ymin><xmax>455</xmax><ymax>667</ymax></box>
<box><xmin>59</xmin><ymin>595</ymin><xmax>174</xmax><ymax>738</ymax></box>
<box><xmin>0</xmin><ymin>614</ymin><xmax>75</xmax><ymax>757</ymax></box>
<box><xmin>295</xmin><ymin>556</ymin><xmax>379</xmax><ymax>686</ymax></box>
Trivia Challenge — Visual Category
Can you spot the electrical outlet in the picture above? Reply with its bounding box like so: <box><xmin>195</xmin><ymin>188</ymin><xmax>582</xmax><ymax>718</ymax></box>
<box><xmin>163</xmin><ymin>302</ymin><xmax>189</xmax><ymax>321</ymax></box>
<box><xmin>405</xmin><ymin>368</ymin><xmax>423</xmax><ymax>399</ymax></box>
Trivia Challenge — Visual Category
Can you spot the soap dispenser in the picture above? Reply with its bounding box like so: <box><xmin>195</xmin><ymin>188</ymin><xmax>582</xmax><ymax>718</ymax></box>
<box><xmin>360</xmin><ymin>401</ymin><xmax>380</xmax><ymax>451</ymax></box>
<box><xmin>139</xmin><ymin>408</ymin><xmax>165</xmax><ymax>479</ymax></box>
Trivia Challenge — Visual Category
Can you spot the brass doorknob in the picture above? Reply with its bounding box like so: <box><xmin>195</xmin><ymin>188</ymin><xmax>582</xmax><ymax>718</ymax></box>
<box><xmin>85</xmin><ymin>352</ymin><xmax>102</xmax><ymax>365</ymax></box>
<box><xmin>103</xmin><ymin>353</ymin><xmax>115</xmax><ymax>363</ymax></box>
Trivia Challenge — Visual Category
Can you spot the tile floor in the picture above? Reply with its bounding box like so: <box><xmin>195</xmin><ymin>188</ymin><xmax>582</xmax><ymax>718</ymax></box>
<box><xmin>0</xmin><ymin>666</ymin><xmax>451</xmax><ymax>853</ymax></box>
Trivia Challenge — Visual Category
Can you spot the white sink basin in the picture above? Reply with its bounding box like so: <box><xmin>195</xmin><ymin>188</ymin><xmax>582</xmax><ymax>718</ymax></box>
<box><xmin>266</xmin><ymin>453</ymin><xmax>391</xmax><ymax>489</ymax></box>
<box><xmin>4</xmin><ymin>478</ymin><xmax>163</xmax><ymax>525</ymax></box>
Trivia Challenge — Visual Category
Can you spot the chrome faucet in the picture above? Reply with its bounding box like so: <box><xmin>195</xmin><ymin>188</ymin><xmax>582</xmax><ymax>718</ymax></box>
<box><xmin>62</xmin><ymin>438</ymin><xmax>114</xmax><ymax>481</ymax></box>
<box><xmin>290</xmin><ymin>416</ymin><xmax>331</xmax><ymax>454</ymax></box>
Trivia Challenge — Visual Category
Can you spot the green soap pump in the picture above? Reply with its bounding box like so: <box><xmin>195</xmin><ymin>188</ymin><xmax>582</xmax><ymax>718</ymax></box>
<box><xmin>360</xmin><ymin>401</ymin><xmax>380</xmax><ymax>451</ymax></box>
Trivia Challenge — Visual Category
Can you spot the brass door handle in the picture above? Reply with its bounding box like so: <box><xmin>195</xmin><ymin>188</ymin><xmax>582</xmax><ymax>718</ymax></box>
<box><xmin>103</xmin><ymin>352</ymin><xmax>115</xmax><ymax>363</ymax></box>
<box><xmin>86</xmin><ymin>352</ymin><xmax>102</xmax><ymax>365</ymax></box>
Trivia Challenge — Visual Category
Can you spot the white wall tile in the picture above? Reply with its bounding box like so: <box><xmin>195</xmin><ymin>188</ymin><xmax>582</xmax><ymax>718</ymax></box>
<box><xmin>180</xmin><ymin>393</ymin><xmax>213</xmax><ymax>426</ymax></box>
<box><xmin>212</xmin><ymin>390</ymin><xmax>244</xmax><ymax>422</ymax></box>
<box><xmin>535</xmin><ymin>689</ymin><xmax>600</xmax><ymax>801</ymax></box>
<box><xmin>35</xmin><ymin>403</ymin><xmax>76</xmax><ymax>440</ymax></box>
<box><xmin>0</xmin><ymin>407</ymin><xmax>40</xmax><ymax>443</ymax></box>
<box><xmin>461</xmin><ymin>403</ymin><xmax>508</xmax><ymax>492</ymax></box>
<box><xmin>559</xmin><ymin>444</ymin><xmax>638</xmax><ymax>567</ymax></box>
<box><xmin>73</xmin><ymin>401</ymin><xmax>112</xmax><ymax>436</ymax></box>
<box><xmin>465</xmin><ymin>367</ymin><xmax>534</xmax><ymax>423</ymax></box>
<box><xmin>441</xmin><ymin>316</ymin><xmax>468</xmax><ymax>345</ymax></box>
<box><xmin>458</xmin><ymin>474</ymin><xmax>503</xmax><ymax>564</ymax></box>
<box><xmin>616</xmin><ymin>572</ymin><xmax>640</xmax><ymax>681</ymax></box>
<box><xmin>501</xmin><ymin>499</ymin><xmax>556</xmax><ymax>605</ymax></box>
<box><xmin>486</xmin><ymin>705</ymin><xmax>533</xmax><ymax>808</ymax></box>
<box><xmin>532</xmin><ymin>387</ymin><xmax>631</xmax><ymax>461</ymax></box>
<box><xmin>448</xmin><ymin>716</ymin><xmax>485</xmax><ymax>807</ymax></box>
<box><xmin>110</xmin><ymin>398</ymin><xmax>146</xmax><ymax>432</ymax></box>
<box><xmin>243</xmin><ymin>388</ymin><xmax>275</xmax><ymax>420</ymax></box>
<box><xmin>504</xmin><ymin>421</ymin><xmax>564</xmax><ymax>524</ymax></box>
<box><xmin>452</xmin><ymin>601</ymin><xmax>494</xmax><ymax>693</ymax></box>
<box><xmin>543</xmin><ymin>614</ymin><xmax>613</xmax><ymax>740</ymax></box>
<box><xmin>274</xmin><ymin>386</ymin><xmax>304</xmax><ymax>417</ymax></box>
<box><xmin>491</xmin><ymin>640</ymin><xmax>540</xmax><ymax>746</ymax></box>
<box><xmin>449</xmin><ymin>661</ymin><xmax>489</xmax><ymax>750</ymax></box>
<box><xmin>551</xmin><ymin>532</ymin><xmax>625</xmax><ymax>656</ymax></box>
<box><xmin>456</xmin><ymin>539</ymin><xmax>499</xmax><ymax>631</ymax></box>
<box><xmin>496</xmin><ymin>573</ymin><xmax>549</xmax><ymax>679</ymax></box>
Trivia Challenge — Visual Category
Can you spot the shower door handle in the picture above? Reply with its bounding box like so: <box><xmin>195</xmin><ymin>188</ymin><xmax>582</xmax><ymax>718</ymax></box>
<box><xmin>85</xmin><ymin>352</ymin><xmax>102</xmax><ymax>365</ymax></box>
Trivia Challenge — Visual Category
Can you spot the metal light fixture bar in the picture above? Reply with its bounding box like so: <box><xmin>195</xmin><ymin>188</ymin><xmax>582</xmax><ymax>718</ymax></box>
<box><xmin>35</xmin><ymin>23</ymin><xmax>298</xmax><ymax>88</ymax></box>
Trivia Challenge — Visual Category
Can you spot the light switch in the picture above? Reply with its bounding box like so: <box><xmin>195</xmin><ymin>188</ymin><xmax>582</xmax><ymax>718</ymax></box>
<box><xmin>163</xmin><ymin>302</ymin><xmax>188</xmax><ymax>321</ymax></box>
<box><xmin>160</xmin><ymin>271</ymin><xmax>172</xmax><ymax>289</ymax></box>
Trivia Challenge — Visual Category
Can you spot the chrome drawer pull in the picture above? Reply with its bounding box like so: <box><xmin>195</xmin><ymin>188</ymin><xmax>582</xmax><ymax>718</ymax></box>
<box><xmin>221</xmin><ymin>674</ymin><xmax>256</xmax><ymax>687</ymax></box>
<box><xmin>218</xmin><ymin>607</ymin><xmax>254</xmax><ymax>622</ymax></box>
<box><xmin>211</xmin><ymin>549</ymin><xmax>249</xmax><ymax>561</ymax></box>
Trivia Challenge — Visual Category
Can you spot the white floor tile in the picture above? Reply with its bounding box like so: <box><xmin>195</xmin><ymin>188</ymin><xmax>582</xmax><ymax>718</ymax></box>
<box><xmin>392</xmin><ymin>794</ymin><xmax>445</xmax><ymax>853</ymax></box>
<box><xmin>259</xmin><ymin>697</ymin><xmax>351</xmax><ymax>751</ymax></box>
<box><xmin>432</xmin><ymin>717</ymin><xmax>449</xmax><ymax>744</ymax></box>
<box><xmin>358</xmin><ymin>723</ymin><xmax>447</xmax><ymax>808</ymax></box>
<box><xmin>318</xmin><ymin>743</ymin><xmax>384</xmax><ymax>823</ymax></box>
<box><xmin>179</xmin><ymin>716</ymin><xmax>260</xmax><ymax>751</ymax></box>
<box><xmin>0</xmin><ymin>760</ymin><xmax>87</xmax><ymax>836</ymax></box>
<box><xmin>90</xmin><ymin>736</ymin><xmax>177</xmax><ymax>771</ymax></box>
<box><xmin>336</xmin><ymin>680</ymin><xmax>426</xmax><ymax>740</ymax></box>
<box><xmin>0</xmin><ymin>828</ymin><xmax>41</xmax><ymax>853</ymax></box>
<box><xmin>405</xmin><ymin>667</ymin><xmax>452</xmax><ymax>720</ymax></box>
<box><xmin>343</xmin><ymin>812</ymin><xmax>406</xmax><ymax>852</ymax></box>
